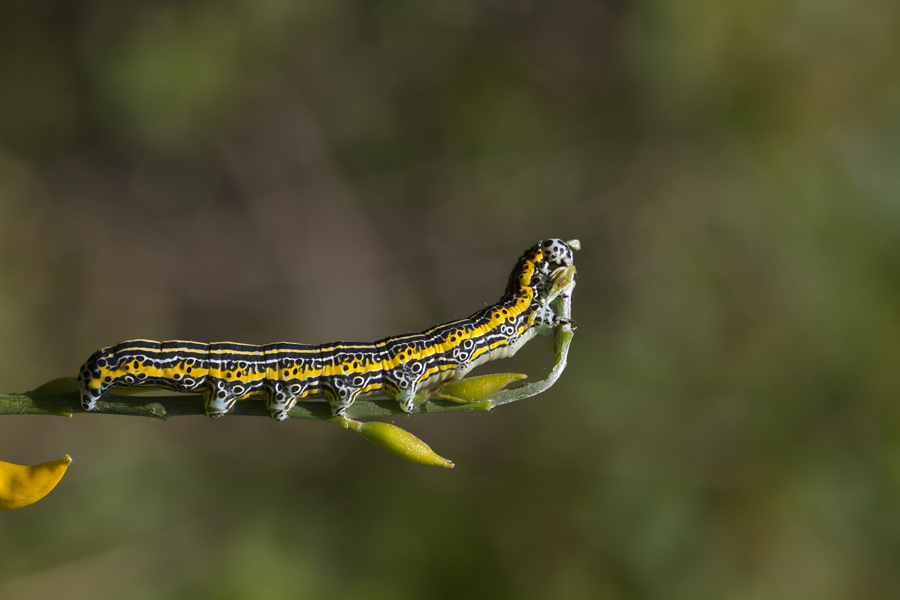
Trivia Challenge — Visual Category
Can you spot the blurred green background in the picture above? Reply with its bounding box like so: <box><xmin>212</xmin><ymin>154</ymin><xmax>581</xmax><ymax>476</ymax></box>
<box><xmin>2</xmin><ymin>1</ymin><xmax>900</xmax><ymax>598</ymax></box>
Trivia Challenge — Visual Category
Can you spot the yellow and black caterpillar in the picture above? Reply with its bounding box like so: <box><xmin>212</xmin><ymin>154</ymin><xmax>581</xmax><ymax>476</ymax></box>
<box><xmin>78</xmin><ymin>239</ymin><xmax>577</xmax><ymax>420</ymax></box>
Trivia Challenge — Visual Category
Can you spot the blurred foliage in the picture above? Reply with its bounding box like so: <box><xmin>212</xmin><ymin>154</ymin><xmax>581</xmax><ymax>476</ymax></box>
<box><xmin>1</xmin><ymin>0</ymin><xmax>900</xmax><ymax>598</ymax></box>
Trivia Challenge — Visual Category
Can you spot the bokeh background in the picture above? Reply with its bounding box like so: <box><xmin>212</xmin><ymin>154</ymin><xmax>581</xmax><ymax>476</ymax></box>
<box><xmin>2</xmin><ymin>1</ymin><xmax>900</xmax><ymax>598</ymax></box>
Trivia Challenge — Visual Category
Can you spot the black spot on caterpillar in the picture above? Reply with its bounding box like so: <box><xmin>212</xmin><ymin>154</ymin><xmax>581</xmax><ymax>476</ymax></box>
<box><xmin>78</xmin><ymin>239</ymin><xmax>577</xmax><ymax>420</ymax></box>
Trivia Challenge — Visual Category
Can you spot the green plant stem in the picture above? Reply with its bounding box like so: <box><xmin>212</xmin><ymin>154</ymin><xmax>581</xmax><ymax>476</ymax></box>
<box><xmin>0</xmin><ymin>389</ymin><xmax>494</xmax><ymax>421</ymax></box>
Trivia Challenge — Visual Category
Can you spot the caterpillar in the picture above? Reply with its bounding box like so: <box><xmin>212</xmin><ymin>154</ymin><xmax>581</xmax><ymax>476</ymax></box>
<box><xmin>78</xmin><ymin>239</ymin><xmax>577</xmax><ymax>420</ymax></box>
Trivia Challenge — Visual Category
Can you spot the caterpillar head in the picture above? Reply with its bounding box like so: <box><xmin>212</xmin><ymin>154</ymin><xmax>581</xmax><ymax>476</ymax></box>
<box><xmin>541</xmin><ymin>238</ymin><xmax>576</xmax><ymax>268</ymax></box>
<box><xmin>507</xmin><ymin>238</ymin><xmax>579</xmax><ymax>296</ymax></box>
<box><xmin>526</xmin><ymin>238</ymin><xmax>578</xmax><ymax>299</ymax></box>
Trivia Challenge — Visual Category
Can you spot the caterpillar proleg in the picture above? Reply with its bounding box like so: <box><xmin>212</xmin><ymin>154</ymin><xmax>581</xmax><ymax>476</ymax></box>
<box><xmin>78</xmin><ymin>239</ymin><xmax>578</xmax><ymax>420</ymax></box>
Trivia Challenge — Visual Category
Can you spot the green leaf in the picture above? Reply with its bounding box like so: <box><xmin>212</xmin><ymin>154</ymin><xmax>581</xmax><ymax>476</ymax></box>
<box><xmin>29</xmin><ymin>377</ymin><xmax>79</xmax><ymax>394</ymax></box>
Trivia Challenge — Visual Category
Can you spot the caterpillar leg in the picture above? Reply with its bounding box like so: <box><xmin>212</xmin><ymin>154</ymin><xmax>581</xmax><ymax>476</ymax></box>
<box><xmin>528</xmin><ymin>302</ymin><xmax>567</xmax><ymax>336</ymax></box>
<box><xmin>264</xmin><ymin>380</ymin><xmax>307</xmax><ymax>421</ymax></box>
<box><xmin>79</xmin><ymin>383</ymin><xmax>103</xmax><ymax>411</ymax></box>
<box><xmin>204</xmin><ymin>388</ymin><xmax>235</xmax><ymax>419</ymax></box>
<box><xmin>394</xmin><ymin>389</ymin><xmax>417</xmax><ymax>413</ymax></box>
<box><xmin>387</xmin><ymin>359</ymin><xmax>430</xmax><ymax>413</ymax></box>
<box><xmin>203</xmin><ymin>379</ymin><xmax>258</xmax><ymax>418</ymax></box>
<box><xmin>328</xmin><ymin>378</ymin><xmax>364</xmax><ymax>417</ymax></box>
<box><xmin>529</xmin><ymin>264</ymin><xmax>577</xmax><ymax>332</ymax></box>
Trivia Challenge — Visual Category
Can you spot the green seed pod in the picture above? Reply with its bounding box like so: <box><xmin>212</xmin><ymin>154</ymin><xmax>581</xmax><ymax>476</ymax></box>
<box><xmin>437</xmin><ymin>373</ymin><xmax>527</xmax><ymax>403</ymax></box>
<box><xmin>346</xmin><ymin>420</ymin><xmax>454</xmax><ymax>468</ymax></box>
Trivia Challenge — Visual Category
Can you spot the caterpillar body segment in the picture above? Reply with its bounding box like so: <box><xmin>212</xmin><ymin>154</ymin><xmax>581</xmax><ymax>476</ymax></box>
<box><xmin>78</xmin><ymin>238</ymin><xmax>578</xmax><ymax>419</ymax></box>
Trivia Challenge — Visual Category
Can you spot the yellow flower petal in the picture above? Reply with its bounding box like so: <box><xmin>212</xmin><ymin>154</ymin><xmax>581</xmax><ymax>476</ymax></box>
<box><xmin>0</xmin><ymin>455</ymin><xmax>72</xmax><ymax>510</ymax></box>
